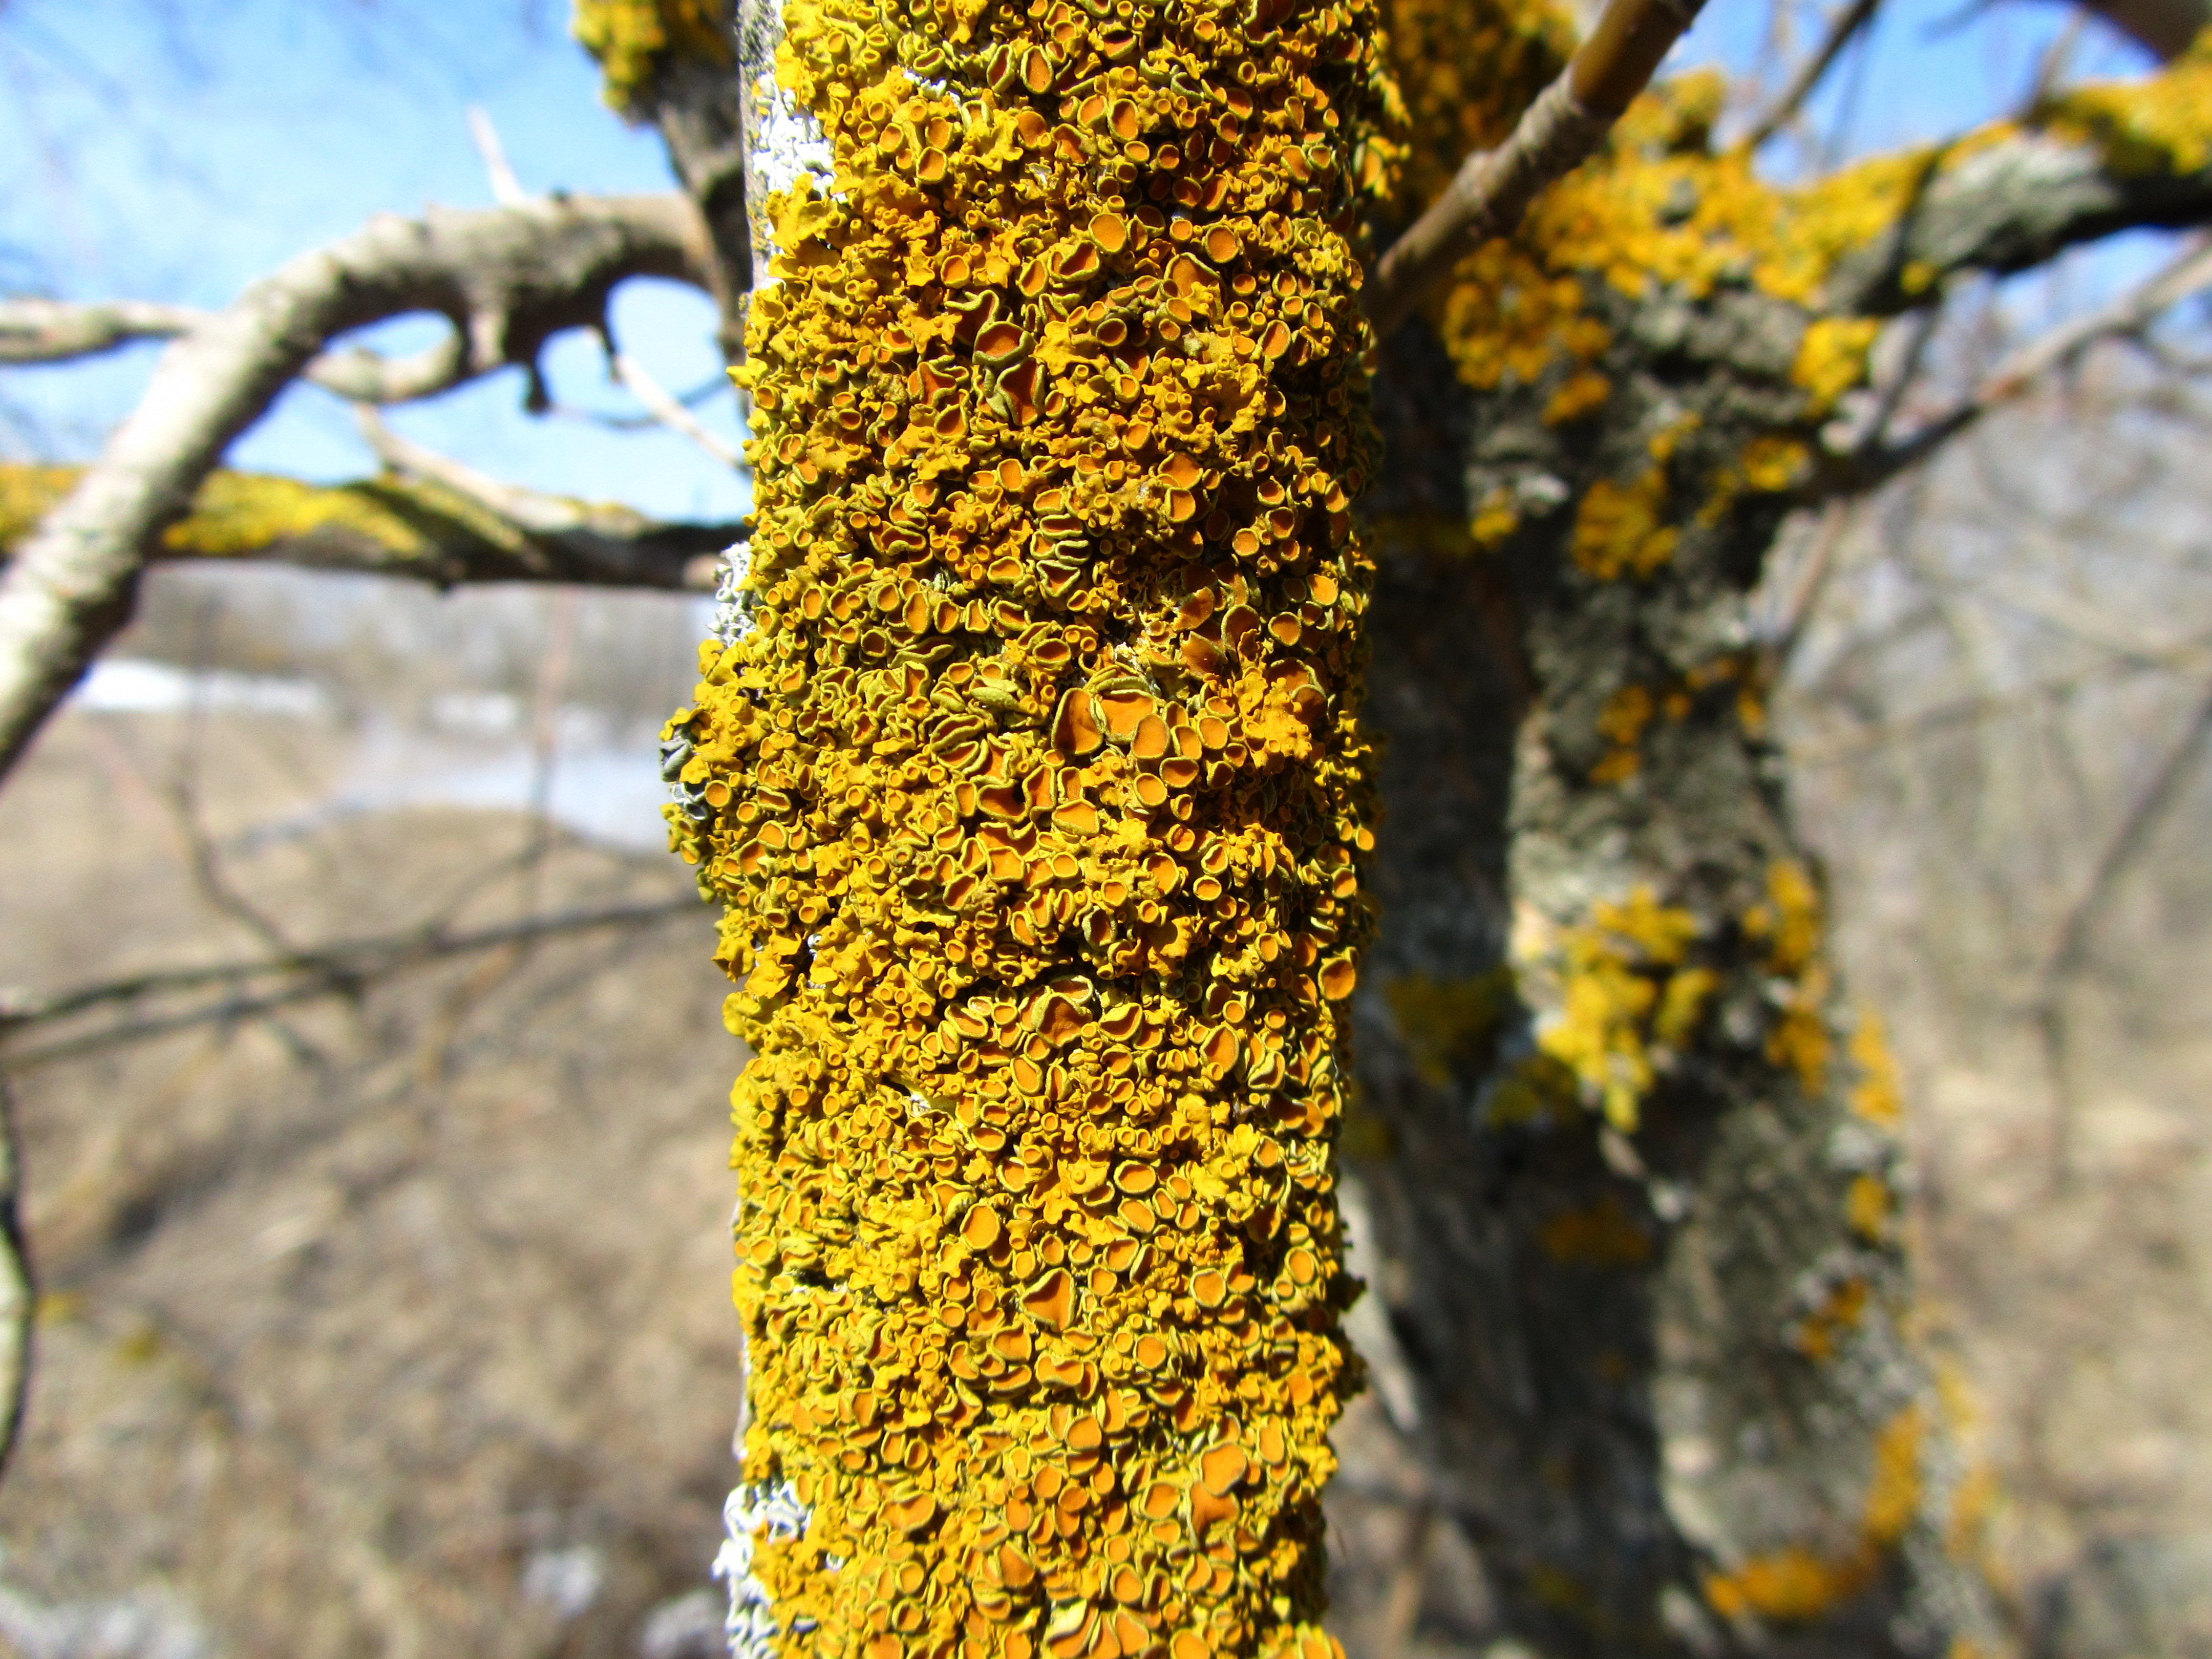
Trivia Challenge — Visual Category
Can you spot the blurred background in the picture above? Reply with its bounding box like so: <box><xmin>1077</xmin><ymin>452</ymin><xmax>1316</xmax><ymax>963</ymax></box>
<box><xmin>2</xmin><ymin>1</ymin><xmax>2209</xmax><ymax>1655</ymax></box>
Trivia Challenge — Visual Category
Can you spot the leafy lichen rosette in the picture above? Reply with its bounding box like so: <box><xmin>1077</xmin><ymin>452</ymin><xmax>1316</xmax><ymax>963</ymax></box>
<box><xmin>665</xmin><ymin>0</ymin><xmax>1401</xmax><ymax>1654</ymax></box>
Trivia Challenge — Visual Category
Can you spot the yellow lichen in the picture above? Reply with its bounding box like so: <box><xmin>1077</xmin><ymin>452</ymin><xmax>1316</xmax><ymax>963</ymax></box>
<box><xmin>1792</xmin><ymin>317</ymin><xmax>1881</xmax><ymax>415</ymax></box>
<box><xmin>0</xmin><ymin>463</ymin><xmax>76</xmax><ymax>549</ymax></box>
<box><xmin>2037</xmin><ymin>26</ymin><xmax>2212</xmax><ymax>176</ymax></box>
<box><xmin>1742</xmin><ymin>860</ymin><xmax>1831</xmax><ymax>1094</ymax></box>
<box><xmin>1469</xmin><ymin>486</ymin><xmax>1519</xmax><ymax>548</ymax></box>
<box><xmin>573</xmin><ymin>0</ymin><xmax>733</xmax><ymax>110</ymax></box>
<box><xmin>1590</xmin><ymin>684</ymin><xmax>1653</xmax><ymax>782</ymax></box>
<box><xmin>671</xmin><ymin>0</ymin><xmax>1400</xmax><ymax>1650</ymax></box>
<box><xmin>161</xmin><ymin>471</ymin><xmax>434</xmax><ymax>561</ymax></box>
<box><xmin>0</xmin><ymin>461</ymin><xmax>520</xmax><ymax>573</ymax></box>
<box><xmin>1844</xmin><ymin>1173</ymin><xmax>1889</xmax><ymax>1243</ymax></box>
<box><xmin>1790</xmin><ymin>1275</ymin><xmax>1868</xmax><ymax>1363</ymax></box>
<box><xmin>1516</xmin><ymin>889</ymin><xmax>1709</xmax><ymax>1133</ymax></box>
<box><xmin>1569</xmin><ymin>469</ymin><xmax>1676</xmax><ymax>580</ymax></box>
<box><xmin>1702</xmin><ymin>1405</ymin><xmax>1925</xmax><ymax>1623</ymax></box>
<box><xmin>1847</xmin><ymin>1010</ymin><xmax>1904</xmax><ymax>1129</ymax></box>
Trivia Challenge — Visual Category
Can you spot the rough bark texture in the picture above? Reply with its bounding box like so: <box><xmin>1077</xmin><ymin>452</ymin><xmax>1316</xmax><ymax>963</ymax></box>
<box><xmin>0</xmin><ymin>193</ymin><xmax>707</xmax><ymax>784</ymax></box>
<box><xmin>1355</xmin><ymin>311</ymin><xmax>2000</xmax><ymax>1658</ymax></box>
<box><xmin>1335</xmin><ymin>32</ymin><xmax>2212</xmax><ymax>1659</ymax></box>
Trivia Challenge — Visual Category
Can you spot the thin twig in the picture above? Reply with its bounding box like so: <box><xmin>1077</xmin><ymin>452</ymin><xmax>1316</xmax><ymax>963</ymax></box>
<box><xmin>612</xmin><ymin>351</ymin><xmax>746</xmax><ymax>470</ymax></box>
<box><xmin>1740</xmin><ymin>0</ymin><xmax>1881</xmax><ymax>151</ymax></box>
<box><xmin>466</xmin><ymin>105</ymin><xmax>528</xmax><ymax>206</ymax></box>
<box><xmin>546</xmin><ymin>372</ymin><xmax>731</xmax><ymax>431</ymax></box>
<box><xmin>0</xmin><ymin>897</ymin><xmax>701</xmax><ymax>1068</ymax></box>
<box><xmin>1827</xmin><ymin>234</ymin><xmax>2212</xmax><ymax>497</ymax></box>
<box><xmin>0</xmin><ymin>1075</ymin><xmax>31</xmax><ymax>1480</ymax></box>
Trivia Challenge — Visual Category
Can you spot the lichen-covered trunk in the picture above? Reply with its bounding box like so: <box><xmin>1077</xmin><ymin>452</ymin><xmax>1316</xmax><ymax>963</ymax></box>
<box><xmin>1345</xmin><ymin>313</ymin><xmax>2008</xmax><ymax>1658</ymax></box>
<box><xmin>663</xmin><ymin>1</ymin><xmax>1406</xmax><ymax>1655</ymax></box>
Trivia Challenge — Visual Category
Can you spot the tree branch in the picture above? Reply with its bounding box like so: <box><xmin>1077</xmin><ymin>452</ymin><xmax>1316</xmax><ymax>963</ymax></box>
<box><xmin>611</xmin><ymin>350</ymin><xmax>746</xmax><ymax>470</ymax></box>
<box><xmin>1740</xmin><ymin>0</ymin><xmax>1881</xmax><ymax>151</ymax></box>
<box><xmin>1365</xmin><ymin>0</ymin><xmax>1710</xmax><ymax>337</ymax></box>
<box><xmin>6</xmin><ymin>299</ymin><xmax>469</xmax><ymax>403</ymax></box>
<box><xmin>2</xmin><ymin>460</ymin><xmax>739</xmax><ymax>591</ymax></box>
<box><xmin>0</xmin><ymin>297</ymin><xmax>204</xmax><ymax>362</ymax></box>
<box><xmin>0</xmin><ymin>1077</ymin><xmax>29</xmax><ymax>1482</ymax></box>
<box><xmin>0</xmin><ymin>192</ymin><xmax>709</xmax><ymax>784</ymax></box>
<box><xmin>1826</xmin><ymin>119</ymin><xmax>2212</xmax><ymax>314</ymax></box>
<box><xmin>2074</xmin><ymin>0</ymin><xmax>2212</xmax><ymax>63</ymax></box>
<box><xmin>1830</xmin><ymin>233</ymin><xmax>2212</xmax><ymax>493</ymax></box>
<box><xmin>0</xmin><ymin>896</ymin><xmax>701</xmax><ymax>1071</ymax></box>
<box><xmin>466</xmin><ymin>104</ymin><xmax>528</xmax><ymax>207</ymax></box>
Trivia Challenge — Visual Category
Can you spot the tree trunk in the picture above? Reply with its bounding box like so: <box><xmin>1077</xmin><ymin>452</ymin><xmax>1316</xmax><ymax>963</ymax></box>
<box><xmin>1346</xmin><ymin>313</ymin><xmax>2006</xmax><ymax>1657</ymax></box>
<box><xmin>672</xmin><ymin>0</ymin><xmax>1406</xmax><ymax>1654</ymax></box>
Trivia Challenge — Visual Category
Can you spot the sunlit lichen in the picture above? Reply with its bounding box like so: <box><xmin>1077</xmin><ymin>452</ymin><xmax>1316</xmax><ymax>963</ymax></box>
<box><xmin>667</xmin><ymin>0</ymin><xmax>1400</xmax><ymax>1650</ymax></box>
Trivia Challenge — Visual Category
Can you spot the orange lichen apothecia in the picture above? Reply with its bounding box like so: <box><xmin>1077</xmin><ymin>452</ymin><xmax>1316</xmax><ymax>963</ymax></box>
<box><xmin>665</xmin><ymin>0</ymin><xmax>1399</xmax><ymax>1653</ymax></box>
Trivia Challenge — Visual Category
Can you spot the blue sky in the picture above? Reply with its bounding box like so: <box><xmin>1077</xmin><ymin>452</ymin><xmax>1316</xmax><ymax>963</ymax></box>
<box><xmin>0</xmin><ymin>0</ymin><xmax>2167</xmax><ymax>527</ymax></box>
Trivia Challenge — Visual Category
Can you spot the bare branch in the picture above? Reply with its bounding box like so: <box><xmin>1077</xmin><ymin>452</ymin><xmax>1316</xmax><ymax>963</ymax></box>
<box><xmin>1366</xmin><ymin>0</ymin><xmax>1710</xmax><ymax>337</ymax></box>
<box><xmin>0</xmin><ymin>897</ymin><xmax>701</xmax><ymax>1071</ymax></box>
<box><xmin>1740</xmin><ymin>0</ymin><xmax>1881</xmax><ymax>152</ymax></box>
<box><xmin>0</xmin><ymin>297</ymin><xmax>204</xmax><ymax>363</ymax></box>
<box><xmin>1832</xmin><ymin>233</ymin><xmax>2212</xmax><ymax>492</ymax></box>
<box><xmin>0</xmin><ymin>192</ymin><xmax>709</xmax><ymax>784</ymax></box>
<box><xmin>466</xmin><ymin>104</ymin><xmax>528</xmax><ymax>206</ymax></box>
<box><xmin>303</xmin><ymin>329</ymin><xmax>472</xmax><ymax>403</ymax></box>
<box><xmin>547</xmin><ymin>372</ymin><xmax>732</xmax><ymax>431</ymax></box>
<box><xmin>0</xmin><ymin>1077</ymin><xmax>29</xmax><ymax>1481</ymax></box>
<box><xmin>612</xmin><ymin>350</ymin><xmax>746</xmax><ymax>470</ymax></box>
<box><xmin>3</xmin><ymin>460</ymin><xmax>737</xmax><ymax>591</ymax></box>
<box><xmin>0</xmin><ymin>295</ymin><xmax>481</xmax><ymax>403</ymax></box>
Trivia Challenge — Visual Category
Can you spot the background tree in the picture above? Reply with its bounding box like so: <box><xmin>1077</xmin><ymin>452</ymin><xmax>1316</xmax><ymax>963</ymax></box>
<box><xmin>1344</xmin><ymin>2</ymin><xmax>2212</xmax><ymax>1655</ymax></box>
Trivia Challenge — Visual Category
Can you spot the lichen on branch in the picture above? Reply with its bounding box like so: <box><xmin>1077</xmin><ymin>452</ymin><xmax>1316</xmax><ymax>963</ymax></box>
<box><xmin>666</xmin><ymin>0</ymin><xmax>1400</xmax><ymax>1653</ymax></box>
<box><xmin>576</xmin><ymin>0</ymin><xmax>737</xmax><ymax>110</ymax></box>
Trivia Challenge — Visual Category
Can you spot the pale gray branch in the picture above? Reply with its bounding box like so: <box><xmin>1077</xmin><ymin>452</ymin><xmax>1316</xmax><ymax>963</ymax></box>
<box><xmin>612</xmin><ymin>350</ymin><xmax>745</xmax><ymax>470</ymax></box>
<box><xmin>0</xmin><ymin>192</ymin><xmax>709</xmax><ymax>784</ymax></box>
<box><xmin>467</xmin><ymin>104</ymin><xmax>528</xmax><ymax>207</ymax></box>
<box><xmin>0</xmin><ymin>297</ymin><xmax>203</xmax><ymax>362</ymax></box>
<box><xmin>1</xmin><ymin>295</ymin><xmax>480</xmax><ymax>402</ymax></box>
